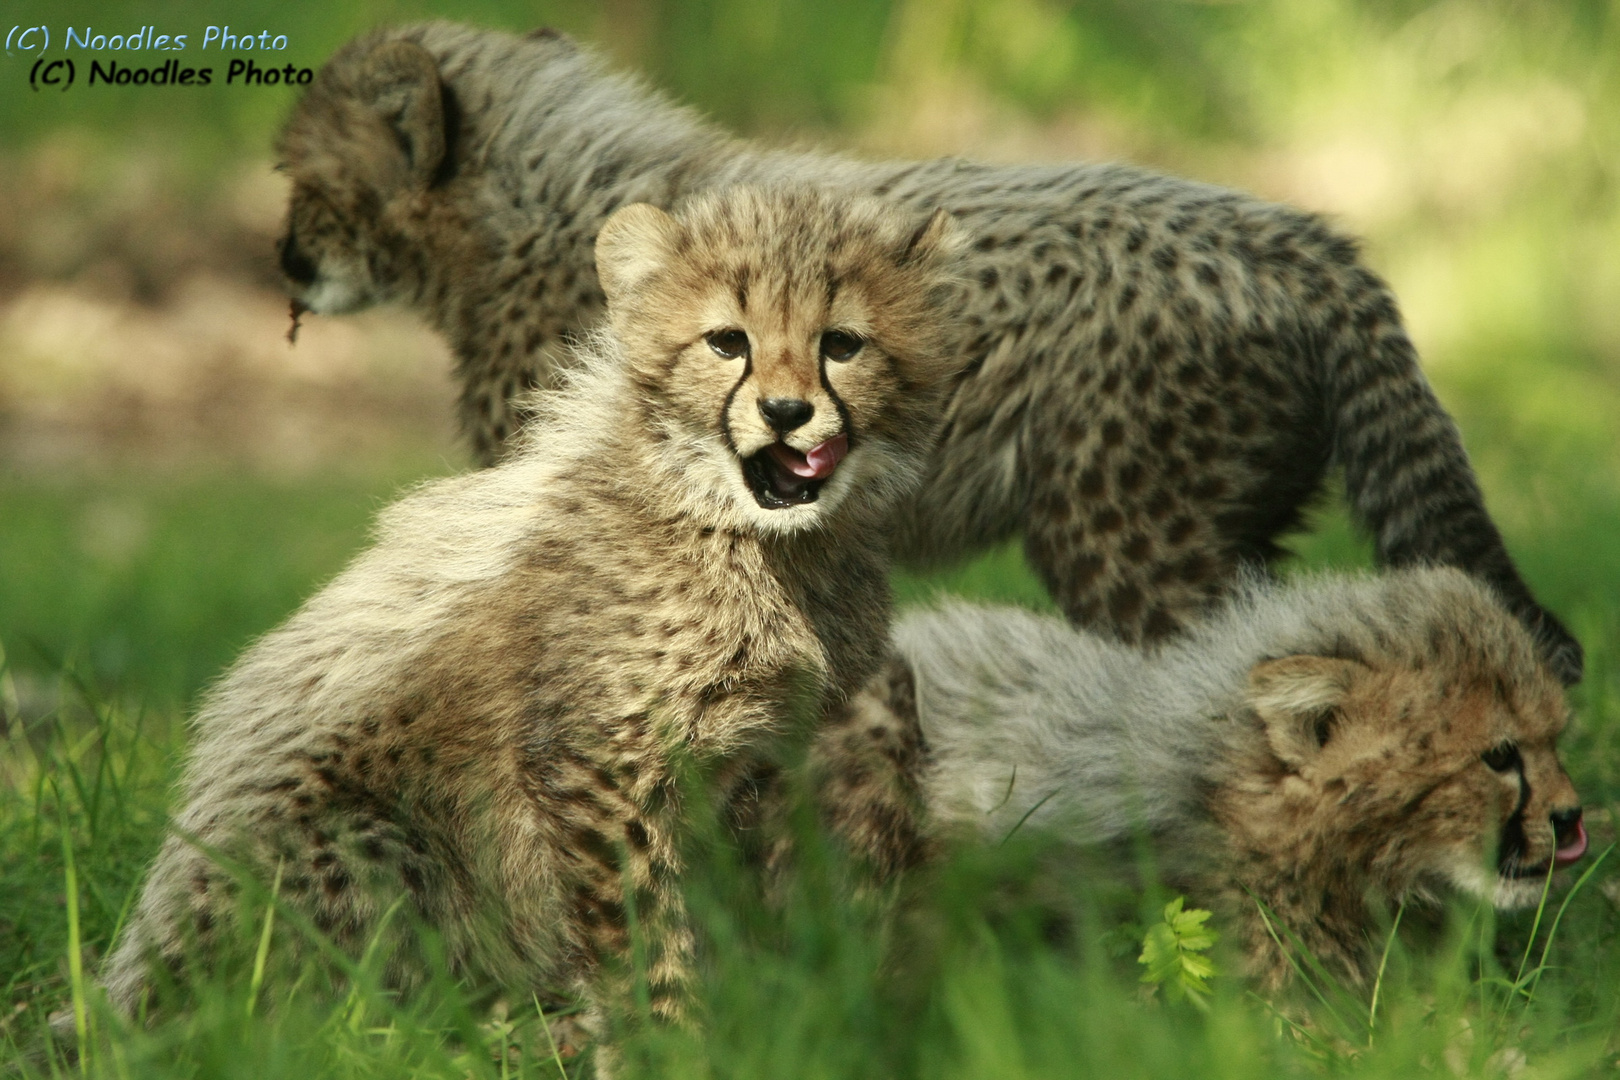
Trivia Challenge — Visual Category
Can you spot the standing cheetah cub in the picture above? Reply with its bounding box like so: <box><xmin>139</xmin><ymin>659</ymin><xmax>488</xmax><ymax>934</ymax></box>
<box><xmin>821</xmin><ymin>568</ymin><xmax>1587</xmax><ymax>986</ymax></box>
<box><xmin>98</xmin><ymin>188</ymin><xmax>962</xmax><ymax>1032</ymax></box>
<box><xmin>273</xmin><ymin>22</ymin><xmax>1580</xmax><ymax>682</ymax></box>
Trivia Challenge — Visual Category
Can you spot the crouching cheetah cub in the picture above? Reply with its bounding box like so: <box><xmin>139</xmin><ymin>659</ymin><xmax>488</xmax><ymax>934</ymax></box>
<box><xmin>97</xmin><ymin>188</ymin><xmax>962</xmax><ymax>1035</ymax></box>
<box><xmin>820</xmin><ymin>568</ymin><xmax>1587</xmax><ymax>987</ymax></box>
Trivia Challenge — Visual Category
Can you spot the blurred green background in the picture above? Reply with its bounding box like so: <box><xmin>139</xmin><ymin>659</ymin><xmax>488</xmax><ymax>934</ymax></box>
<box><xmin>4</xmin><ymin>3</ymin><xmax>1620</xmax><ymax>1075</ymax></box>
<box><xmin>1</xmin><ymin>0</ymin><xmax>1618</xmax><ymax>747</ymax></box>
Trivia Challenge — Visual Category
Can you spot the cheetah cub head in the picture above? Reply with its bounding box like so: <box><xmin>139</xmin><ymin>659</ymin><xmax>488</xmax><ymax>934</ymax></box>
<box><xmin>275</xmin><ymin>37</ymin><xmax>453</xmax><ymax>316</ymax></box>
<box><xmin>1235</xmin><ymin>574</ymin><xmax>1586</xmax><ymax>912</ymax></box>
<box><xmin>594</xmin><ymin>188</ymin><xmax>962</xmax><ymax>535</ymax></box>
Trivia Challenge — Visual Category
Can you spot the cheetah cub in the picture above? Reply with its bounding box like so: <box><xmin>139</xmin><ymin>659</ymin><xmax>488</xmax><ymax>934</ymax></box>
<box><xmin>97</xmin><ymin>188</ymin><xmax>961</xmax><ymax>1033</ymax></box>
<box><xmin>821</xmin><ymin>568</ymin><xmax>1587</xmax><ymax>987</ymax></box>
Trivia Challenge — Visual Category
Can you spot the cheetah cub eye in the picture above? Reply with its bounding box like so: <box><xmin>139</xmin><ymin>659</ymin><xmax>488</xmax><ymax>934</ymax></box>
<box><xmin>820</xmin><ymin>330</ymin><xmax>863</xmax><ymax>361</ymax></box>
<box><xmin>1481</xmin><ymin>742</ymin><xmax>1521</xmax><ymax>772</ymax></box>
<box><xmin>707</xmin><ymin>329</ymin><xmax>750</xmax><ymax>359</ymax></box>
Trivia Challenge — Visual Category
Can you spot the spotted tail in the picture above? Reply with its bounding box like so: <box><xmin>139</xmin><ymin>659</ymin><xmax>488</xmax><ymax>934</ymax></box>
<box><xmin>1323</xmin><ymin>272</ymin><xmax>1582</xmax><ymax>685</ymax></box>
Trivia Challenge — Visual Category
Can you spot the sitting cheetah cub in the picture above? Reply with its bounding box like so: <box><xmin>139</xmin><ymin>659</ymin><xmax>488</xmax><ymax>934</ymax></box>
<box><xmin>97</xmin><ymin>188</ymin><xmax>961</xmax><ymax>1033</ymax></box>
<box><xmin>821</xmin><ymin>568</ymin><xmax>1587</xmax><ymax>986</ymax></box>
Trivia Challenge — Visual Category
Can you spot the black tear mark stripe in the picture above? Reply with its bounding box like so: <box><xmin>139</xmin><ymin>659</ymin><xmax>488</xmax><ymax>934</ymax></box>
<box><xmin>819</xmin><ymin>353</ymin><xmax>855</xmax><ymax>450</ymax></box>
<box><xmin>1498</xmin><ymin>763</ymin><xmax>1534</xmax><ymax>870</ymax></box>
<box><xmin>719</xmin><ymin>349</ymin><xmax>753</xmax><ymax>458</ymax></box>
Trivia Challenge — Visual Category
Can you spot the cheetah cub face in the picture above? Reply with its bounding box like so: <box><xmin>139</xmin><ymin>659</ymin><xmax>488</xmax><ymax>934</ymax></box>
<box><xmin>276</xmin><ymin>40</ymin><xmax>448</xmax><ymax>316</ymax></box>
<box><xmin>596</xmin><ymin>188</ymin><xmax>961</xmax><ymax>535</ymax></box>
<box><xmin>1244</xmin><ymin>646</ymin><xmax>1585</xmax><ymax>911</ymax></box>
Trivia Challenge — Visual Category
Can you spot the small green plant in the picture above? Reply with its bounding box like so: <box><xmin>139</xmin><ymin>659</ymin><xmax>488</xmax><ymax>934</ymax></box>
<box><xmin>1137</xmin><ymin>897</ymin><xmax>1219</xmax><ymax>1008</ymax></box>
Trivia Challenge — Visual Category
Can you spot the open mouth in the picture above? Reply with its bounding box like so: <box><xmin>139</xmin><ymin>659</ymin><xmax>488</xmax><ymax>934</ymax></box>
<box><xmin>1500</xmin><ymin>818</ymin><xmax>1589</xmax><ymax>879</ymax></box>
<box><xmin>741</xmin><ymin>435</ymin><xmax>848</xmax><ymax>509</ymax></box>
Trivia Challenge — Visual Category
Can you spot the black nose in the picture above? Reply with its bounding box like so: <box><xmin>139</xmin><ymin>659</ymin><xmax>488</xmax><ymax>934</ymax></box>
<box><xmin>758</xmin><ymin>397</ymin><xmax>813</xmax><ymax>434</ymax></box>
<box><xmin>278</xmin><ymin>229</ymin><xmax>318</xmax><ymax>286</ymax></box>
<box><xmin>1551</xmin><ymin>807</ymin><xmax>1583</xmax><ymax>845</ymax></box>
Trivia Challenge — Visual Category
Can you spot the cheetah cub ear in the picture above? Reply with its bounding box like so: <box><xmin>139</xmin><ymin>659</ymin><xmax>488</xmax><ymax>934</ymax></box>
<box><xmin>1247</xmin><ymin>655</ymin><xmax>1360</xmax><ymax>769</ymax></box>
<box><xmin>595</xmin><ymin>203</ymin><xmax>683</xmax><ymax>303</ymax></box>
<box><xmin>899</xmin><ymin>207</ymin><xmax>960</xmax><ymax>265</ymax></box>
<box><xmin>355</xmin><ymin>40</ymin><xmax>447</xmax><ymax>187</ymax></box>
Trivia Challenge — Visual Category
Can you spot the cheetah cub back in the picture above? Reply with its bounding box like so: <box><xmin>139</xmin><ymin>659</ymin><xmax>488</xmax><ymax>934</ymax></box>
<box><xmin>96</xmin><ymin>187</ymin><xmax>962</xmax><ymax>1036</ymax></box>
<box><xmin>821</xmin><ymin>568</ymin><xmax>1586</xmax><ymax>987</ymax></box>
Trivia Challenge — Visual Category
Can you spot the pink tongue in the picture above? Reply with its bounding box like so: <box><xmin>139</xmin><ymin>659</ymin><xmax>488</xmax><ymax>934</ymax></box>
<box><xmin>1554</xmin><ymin>819</ymin><xmax>1589</xmax><ymax>866</ymax></box>
<box><xmin>769</xmin><ymin>435</ymin><xmax>848</xmax><ymax>480</ymax></box>
<box><xmin>805</xmin><ymin>434</ymin><xmax>848</xmax><ymax>478</ymax></box>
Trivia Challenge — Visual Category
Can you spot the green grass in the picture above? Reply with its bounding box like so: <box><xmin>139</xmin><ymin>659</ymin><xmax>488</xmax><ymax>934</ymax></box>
<box><xmin>3</xmin><ymin>464</ymin><xmax>1620</xmax><ymax>1077</ymax></box>
<box><xmin>0</xmin><ymin>464</ymin><xmax>453</xmax><ymax>708</ymax></box>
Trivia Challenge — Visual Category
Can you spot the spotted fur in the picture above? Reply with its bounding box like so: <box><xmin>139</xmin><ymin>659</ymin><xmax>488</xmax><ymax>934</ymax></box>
<box><xmin>275</xmin><ymin>22</ymin><xmax>1580</xmax><ymax>684</ymax></box>
<box><xmin>827</xmin><ymin>568</ymin><xmax>1586</xmax><ymax>986</ymax></box>
<box><xmin>97</xmin><ymin>188</ymin><xmax>961</xmax><ymax>1038</ymax></box>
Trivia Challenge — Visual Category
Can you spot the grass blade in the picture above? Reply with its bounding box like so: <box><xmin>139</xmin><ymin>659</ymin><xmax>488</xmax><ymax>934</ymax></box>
<box><xmin>1511</xmin><ymin>860</ymin><xmax>1558</xmax><ymax>995</ymax></box>
<box><xmin>1521</xmin><ymin>843</ymin><xmax>1614</xmax><ymax>1009</ymax></box>
<box><xmin>1366</xmin><ymin>898</ymin><xmax>1405</xmax><ymax>1047</ymax></box>
<box><xmin>998</xmin><ymin>790</ymin><xmax>1057</xmax><ymax>846</ymax></box>
<box><xmin>533</xmin><ymin>994</ymin><xmax>571</xmax><ymax>1079</ymax></box>
<box><xmin>245</xmin><ymin>857</ymin><xmax>286</xmax><ymax>1019</ymax></box>
<box><xmin>54</xmin><ymin>778</ymin><xmax>90</xmax><ymax>1076</ymax></box>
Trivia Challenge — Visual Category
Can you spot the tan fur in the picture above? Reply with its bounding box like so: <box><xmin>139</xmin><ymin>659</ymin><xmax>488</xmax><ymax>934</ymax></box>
<box><xmin>273</xmin><ymin>22</ymin><xmax>1580</xmax><ymax>683</ymax></box>
<box><xmin>825</xmin><ymin>569</ymin><xmax>1585</xmax><ymax>987</ymax></box>
<box><xmin>97</xmin><ymin>187</ymin><xmax>961</xmax><ymax>1035</ymax></box>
